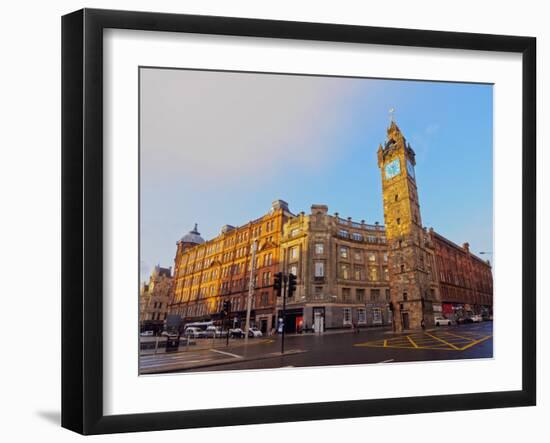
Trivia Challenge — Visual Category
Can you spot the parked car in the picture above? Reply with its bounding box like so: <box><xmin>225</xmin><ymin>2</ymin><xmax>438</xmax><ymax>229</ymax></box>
<box><xmin>140</xmin><ymin>330</ymin><xmax>154</xmax><ymax>337</ymax></box>
<box><xmin>205</xmin><ymin>326</ymin><xmax>227</xmax><ymax>338</ymax></box>
<box><xmin>434</xmin><ymin>317</ymin><xmax>452</xmax><ymax>326</ymax></box>
<box><xmin>229</xmin><ymin>328</ymin><xmax>245</xmax><ymax>338</ymax></box>
<box><xmin>184</xmin><ymin>327</ymin><xmax>206</xmax><ymax>338</ymax></box>
<box><xmin>161</xmin><ymin>330</ymin><xmax>179</xmax><ymax>337</ymax></box>
<box><xmin>248</xmin><ymin>327</ymin><xmax>263</xmax><ymax>338</ymax></box>
<box><xmin>482</xmin><ymin>313</ymin><xmax>493</xmax><ymax>321</ymax></box>
<box><xmin>470</xmin><ymin>314</ymin><xmax>483</xmax><ymax>323</ymax></box>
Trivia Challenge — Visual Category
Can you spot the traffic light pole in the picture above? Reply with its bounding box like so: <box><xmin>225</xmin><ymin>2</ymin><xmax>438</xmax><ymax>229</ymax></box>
<box><xmin>226</xmin><ymin>313</ymin><xmax>230</xmax><ymax>346</ymax></box>
<box><xmin>281</xmin><ymin>275</ymin><xmax>288</xmax><ymax>355</ymax></box>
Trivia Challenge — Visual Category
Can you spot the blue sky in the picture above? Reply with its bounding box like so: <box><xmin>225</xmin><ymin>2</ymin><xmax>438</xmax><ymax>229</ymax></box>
<box><xmin>140</xmin><ymin>68</ymin><xmax>493</xmax><ymax>281</ymax></box>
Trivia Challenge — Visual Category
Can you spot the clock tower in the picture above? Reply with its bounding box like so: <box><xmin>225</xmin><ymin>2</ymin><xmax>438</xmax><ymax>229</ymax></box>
<box><xmin>377</xmin><ymin>120</ymin><xmax>434</xmax><ymax>331</ymax></box>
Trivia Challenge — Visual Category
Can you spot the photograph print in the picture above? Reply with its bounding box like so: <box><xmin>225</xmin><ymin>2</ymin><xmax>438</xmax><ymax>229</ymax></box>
<box><xmin>138</xmin><ymin>67</ymin><xmax>494</xmax><ymax>375</ymax></box>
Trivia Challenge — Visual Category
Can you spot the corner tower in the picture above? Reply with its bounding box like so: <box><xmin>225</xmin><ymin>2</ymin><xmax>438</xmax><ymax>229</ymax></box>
<box><xmin>377</xmin><ymin>120</ymin><xmax>434</xmax><ymax>331</ymax></box>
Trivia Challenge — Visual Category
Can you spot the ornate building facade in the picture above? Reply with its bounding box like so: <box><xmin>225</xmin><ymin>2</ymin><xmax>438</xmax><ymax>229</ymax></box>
<box><xmin>430</xmin><ymin>231</ymin><xmax>493</xmax><ymax>320</ymax></box>
<box><xmin>278</xmin><ymin>205</ymin><xmax>391</xmax><ymax>332</ymax></box>
<box><xmin>378</xmin><ymin>121</ymin><xmax>437</xmax><ymax>331</ymax></box>
<box><xmin>169</xmin><ymin>201</ymin><xmax>293</xmax><ymax>333</ymax></box>
<box><xmin>139</xmin><ymin>265</ymin><xmax>173</xmax><ymax>332</ymax></box>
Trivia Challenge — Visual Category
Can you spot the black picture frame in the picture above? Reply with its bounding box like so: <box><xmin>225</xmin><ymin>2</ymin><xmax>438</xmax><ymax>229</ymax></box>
<box><xmin>61</xmin><ymin>8</ymin><xmax>536</xmax><ymax>435</ymax></box>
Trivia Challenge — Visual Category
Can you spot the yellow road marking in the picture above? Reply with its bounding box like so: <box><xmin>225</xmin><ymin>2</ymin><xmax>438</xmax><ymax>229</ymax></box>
<box><xmin>460</xmin><ymin>335</ymin><xmax>492</xmax><ymax>350</ymax></box>
<box><xmin>357</xmin><ymin>343</ymin><xmax>458</xmax><ymax>351</ymax></box>
<box><xmin>441</xmin><ymin>331</ymin><xmax>480</xmax><ymax>340</ymax></box>
<box><xmin>424</xmin><ymin>332</ymin><xmax>460</xmax><ymax>350</ymax></box>
<box><xmin>354</xmin><ymin>331</ymin><xmax>492</xmax><ymax>352</ymax></box>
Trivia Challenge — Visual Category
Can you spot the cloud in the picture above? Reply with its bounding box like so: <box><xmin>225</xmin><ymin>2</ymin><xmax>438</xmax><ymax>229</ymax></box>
<box><xmin>140</xmin><ymin>69</ymin><xmax>362</xmax><ymax>187</ymax></box>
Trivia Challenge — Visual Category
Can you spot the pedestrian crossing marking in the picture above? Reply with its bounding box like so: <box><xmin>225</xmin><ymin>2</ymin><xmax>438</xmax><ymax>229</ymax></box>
<box><xmin>355</xmin><ymin>331</ymin><xmax>492</xmax><ymax>352</ymax></box>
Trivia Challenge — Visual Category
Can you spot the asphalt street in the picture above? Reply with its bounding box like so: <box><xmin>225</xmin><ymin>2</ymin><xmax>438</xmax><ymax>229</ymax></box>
<box><xmin>139</xmin><ymin>321</ymin><xmax>493</xmax><ymax>374</ymax></box>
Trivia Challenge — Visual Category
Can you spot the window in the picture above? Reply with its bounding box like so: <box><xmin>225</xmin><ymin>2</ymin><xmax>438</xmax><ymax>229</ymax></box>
<box><xmin>340</xmin><ymin>247</ymin><xmax>349</xmax><ymax>259</ymax></box>
<box><xmin>369</xmin><ymin>267</ymin><xmax>378</xmax><ymax>281</ymax></box>
<box><xmin>314</xmin><ymin>261</ymin><xmax>325</xmax><ymax>277</ymax></box>
<box><xmin>372</xmin><ymin>308</ymin><xmax>383</xmax><ymax>325</ymax></box>
<box><xmin>339</xmin><ymin>229</ymin><xmax>349</xmax><ymax>238</ymax></box>
<box><xmin>343</xmin><ymin>307</ymin><xmax>352</xmax><ymax>325</ymax></box>
<box><xmin>356</xmin><ymin>288</ymin><xmax>365</xmax><ymax>302</ymax></box>
<box><xmin>290</xmin><ymin>246</ymin><xmax>299</xmax><ymax>260</ymax></box>
<box><xmin>400</xmin><ymin>264</ymin><xmax>405</xmax><ymax>273</ymax></box>
<box><xmin>261</xmin><ymin>292</ymin><xmax>268</xmax><ymax>306</ymax></box>
<box><xmin>340</xmin><ymin>264</ymin><xmax>350</xmax><ymax>280</ymax></box>
<box><xmin>383</xmin><ymin>267</ymin><xmax>389</xmax><ymax>281</ymax></box>
<box><xmin>342</xmin><ymin>287</ymin><xmax>351</xmax><ymax>302</ymax></box>
<box><xmin>291</xmin><ymin>228</ymin><xmax>300</xmax><ymax>237</ymax></box>
<box><xmin>354</xmin><ymin>250</ymin><xmax>362</xmax><ymax>261</ymax></box>
<box><xmin>352</xmin><ymin>233</ymin><xmax>363</xmax><ymax>241</ymax></box>
<box><xmin>357</xmin><ymin>308</ymin><xmax>367</xmax><ymax>324</ymax></box>
<box><xmin>314</xmin><ymin>286</ymin><xmax>323</xmax><ymax>298</ymax></box>
<box><xmin>403</xmin><ymin>291</ymin><xmax>408</xmax><ymax>301</ymax></box>
<box><xmin>371</xmin><ymin>288</ymin><xmax>380</xmax><ymax>301</ymax></box>
<box><xmin>315</xmin><ymin>243</ymin><xmax>324</xmax><ymax>254</ymax></box>
<box><xmin>354</xmin><ymin>267</ymin><xmax>364</xmax><ymax>281</ymax></box>
<box><xmin>383</xmin><ymin>252</ymin><xmax>388</xmax><ymax>262</ymax></box>
<box><xmin>396</xmin><ymin>218</ymin><xmax>401</xmax><ymax>225</ymax></box>
<box><xmin>289</xmin><ymin>264</ymin><xmax>298</xmax><ymax>278</ymax></box>
<box><xmin>367</xmin><ymin>252</ymin><xmax>376</xmax><ymax>262</ymax></box>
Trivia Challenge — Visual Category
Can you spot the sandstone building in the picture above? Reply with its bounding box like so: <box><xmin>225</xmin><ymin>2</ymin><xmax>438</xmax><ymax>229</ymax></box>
<box><xmin>277</xmin><ymin>206</ymin><xmax>391</xmax><ymax>332</ymax></box>
<box><xmin>139</xmin><ymin>265</ymin><xmax>173</xmax><ymax>332</ymax></box>
<box><xmin>169</xmin><ymin>202</ymin><xmax>292</xmax><ymax>333</ymax></box>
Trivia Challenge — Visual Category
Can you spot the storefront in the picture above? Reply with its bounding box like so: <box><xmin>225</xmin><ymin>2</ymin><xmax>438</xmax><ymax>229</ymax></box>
<box><xmin>277</xmin><ymin>308</ymin><xmax>304</xmax><ymax>333</ymax></box>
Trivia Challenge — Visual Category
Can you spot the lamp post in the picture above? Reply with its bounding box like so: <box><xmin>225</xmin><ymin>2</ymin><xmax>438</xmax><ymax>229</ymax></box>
<box><xmin>244</xmin><ymin>240</ymin><xmax>258</xmax><ymax>347</ymax></box>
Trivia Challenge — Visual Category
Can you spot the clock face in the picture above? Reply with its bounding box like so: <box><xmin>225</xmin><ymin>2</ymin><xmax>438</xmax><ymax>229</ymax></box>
<box><xmin>406</xmin><ymin>159</ymin><xmax>415</xmax><ymax>179</ymax></box>
<box><xmin>385</xmin><ymin>159</ymin><xmax>401</xmax><ymax>180</ymax></box>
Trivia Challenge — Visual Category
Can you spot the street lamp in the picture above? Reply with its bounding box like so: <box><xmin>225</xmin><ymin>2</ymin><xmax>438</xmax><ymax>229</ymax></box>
<box><xmin>244</xmin><ymin>240</ymin><xmax>258</xmax><ymax>347</ymax></box>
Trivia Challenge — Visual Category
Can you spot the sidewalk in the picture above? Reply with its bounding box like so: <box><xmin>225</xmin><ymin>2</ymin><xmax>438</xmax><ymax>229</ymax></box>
<box><xmin>140</xmin><ymin>336</ymin><xmax>274</xmax><ymax>355</ymax></box>
<box><xmin>139</xmin><ymin>345</ymin><xmax>306</xmax><ymax>374</ymax></box>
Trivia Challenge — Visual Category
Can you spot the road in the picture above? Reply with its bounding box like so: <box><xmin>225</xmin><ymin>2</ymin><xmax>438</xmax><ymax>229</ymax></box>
<box><xmin>139</xmin><ymin>321</ymin><xmax>493</xmax><ymax>374</ymax></box>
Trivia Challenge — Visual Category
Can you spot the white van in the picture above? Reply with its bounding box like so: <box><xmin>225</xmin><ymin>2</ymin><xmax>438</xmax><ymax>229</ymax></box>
<box><xmin>184</xmin><ymin>327</ymin><xmax>205</xmax><ymax>338</ymax></box>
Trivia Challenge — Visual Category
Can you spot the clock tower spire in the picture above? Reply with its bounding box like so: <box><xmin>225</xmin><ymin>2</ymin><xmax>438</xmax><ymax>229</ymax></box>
<box><xmin>378</xmin><ymin>119</ymin><xmax>434</xmax><ymax>332</ymax></box>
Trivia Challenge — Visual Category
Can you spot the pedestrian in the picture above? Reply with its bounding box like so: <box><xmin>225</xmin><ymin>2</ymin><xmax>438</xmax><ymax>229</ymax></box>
<box><xmin>421</xmin><ymin>319</ymin><xmax>425</xmax><ymax>331</ymax></box>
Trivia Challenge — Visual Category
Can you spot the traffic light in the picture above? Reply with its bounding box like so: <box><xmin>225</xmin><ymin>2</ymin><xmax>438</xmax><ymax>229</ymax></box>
<box><xmin>273</xmin><ymin>272</ymin><xmax>283</xmax><ymax>297</ymax></box>
<box><xmin>287</xmin><ymin>273</ymin><xmax>297</xmax><ymax>298</ymax></box>
<box><xmin>222</xmin><ymin>300</ymin><xmax>231</xmax><ymax>316</ymax></box>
